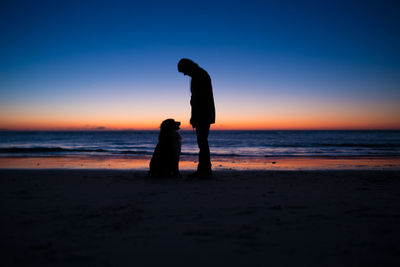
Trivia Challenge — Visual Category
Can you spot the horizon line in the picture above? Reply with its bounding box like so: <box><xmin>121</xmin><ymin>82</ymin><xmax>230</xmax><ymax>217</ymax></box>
<box><xmin>1</xmin><ymin>128</ymin><xmax>399</xmax><ymax>132</ymax></box>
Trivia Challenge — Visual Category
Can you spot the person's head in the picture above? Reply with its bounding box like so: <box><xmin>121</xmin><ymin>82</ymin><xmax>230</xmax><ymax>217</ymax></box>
<box><xmin>177</xmin><ymin>58</ymin><xmax>198</xmax><ymax>76</ymax></box>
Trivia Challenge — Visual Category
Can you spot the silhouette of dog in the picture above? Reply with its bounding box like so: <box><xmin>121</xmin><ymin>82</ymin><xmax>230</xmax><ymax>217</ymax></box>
<box><xmin>149</xmin><ymin>119</ymin><xmax>181</xmax><ymax>177</ymax></box>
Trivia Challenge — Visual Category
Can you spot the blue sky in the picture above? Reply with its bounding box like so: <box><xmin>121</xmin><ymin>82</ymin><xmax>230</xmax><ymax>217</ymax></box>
<box><xmin>1</xmin><ymin>0</ymin><xmax>399</xmax><ymax>129</ymax></box>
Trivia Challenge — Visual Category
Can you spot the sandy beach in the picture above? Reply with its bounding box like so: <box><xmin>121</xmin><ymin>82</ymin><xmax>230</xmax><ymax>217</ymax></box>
<box><xmin>1</xmin><ymin>169</ymin><xmax>400</xmax><ymax>266</ymax></box>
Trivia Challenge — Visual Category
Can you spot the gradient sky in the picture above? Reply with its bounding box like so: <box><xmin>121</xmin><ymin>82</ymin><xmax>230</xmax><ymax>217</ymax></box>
<box><xmin>1</xmin><ymin>0</ymin><xmax>399</xmax><ymax>130</ymax></box>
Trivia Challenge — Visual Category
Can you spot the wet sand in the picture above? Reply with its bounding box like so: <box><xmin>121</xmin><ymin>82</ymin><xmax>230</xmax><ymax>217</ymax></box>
<box><xmin>1</xmin><ymin>169</ymin><xmax>400</xmax><ymax>266</ymax></box>
<box><xmin>1</xmin><ymin>155</ymin><xmax>399</xmax><ymax>170</ymax></box>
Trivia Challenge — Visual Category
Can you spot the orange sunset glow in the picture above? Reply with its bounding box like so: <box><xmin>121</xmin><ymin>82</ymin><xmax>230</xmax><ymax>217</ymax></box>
<box><xmin>1</xmin><ymin>99</ymin><xmax>399</xmax><ymax>130</ymax></box>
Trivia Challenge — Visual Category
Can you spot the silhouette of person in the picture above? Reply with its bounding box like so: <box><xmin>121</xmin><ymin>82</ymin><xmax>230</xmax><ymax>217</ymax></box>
<box><xmin>178</xmin><ymin>58</ymin><xmax>215</xmax><ymax>177</ymax></box>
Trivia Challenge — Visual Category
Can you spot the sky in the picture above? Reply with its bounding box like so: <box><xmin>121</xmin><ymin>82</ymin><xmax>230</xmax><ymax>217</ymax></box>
<box><xmin>1</xmin><ymin>0</ymin><xmax>399</xmax><ymax>130</ymax></box>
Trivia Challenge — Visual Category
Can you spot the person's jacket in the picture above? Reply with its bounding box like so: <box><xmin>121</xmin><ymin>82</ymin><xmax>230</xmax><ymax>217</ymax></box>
<box><xmin>190</xmin><ymin>67</ymin><xmax>215</xmax><ymax>126</ymax></box>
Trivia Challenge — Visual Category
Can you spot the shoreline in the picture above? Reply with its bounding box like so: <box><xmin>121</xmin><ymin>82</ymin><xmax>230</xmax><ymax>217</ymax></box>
<box><xmin>1</xmin><ymin>155</ymin><xmax>400</xmax><ymax>170</ymax></box>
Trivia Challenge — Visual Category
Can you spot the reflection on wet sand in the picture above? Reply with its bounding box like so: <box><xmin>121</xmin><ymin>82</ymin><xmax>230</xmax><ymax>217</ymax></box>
<box><xmin>1</xmin><ymin>156</ymin><xmax>399</xmax><ymax>170</ymax></box>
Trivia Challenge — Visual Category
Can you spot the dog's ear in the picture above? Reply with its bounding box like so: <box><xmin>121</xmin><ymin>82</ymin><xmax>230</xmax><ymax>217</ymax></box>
<box><xmin>160</xmin><ymin>119</ymin><xmax>169</xmax><ymax>130</ymax></box>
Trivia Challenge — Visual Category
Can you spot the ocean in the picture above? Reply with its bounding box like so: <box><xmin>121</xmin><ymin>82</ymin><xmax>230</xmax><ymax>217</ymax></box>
<box><xmin>1</xmin><ymin>130</ymin><xmax>400</xmax><ymax>170</ymax></box>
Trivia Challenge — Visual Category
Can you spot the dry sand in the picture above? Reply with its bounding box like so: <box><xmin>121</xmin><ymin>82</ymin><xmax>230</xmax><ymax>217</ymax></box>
<box><xmin>1</xmin><ymin>169</ymin><xmax>400</xmax><ymax>266</ymax></box>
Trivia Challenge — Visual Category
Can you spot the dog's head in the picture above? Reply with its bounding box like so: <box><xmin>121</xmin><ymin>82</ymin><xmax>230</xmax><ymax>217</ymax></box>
<box><xmin>160</xmin><ymin>119</ymin><xmax>180</xmax><ymax>132</ymax></box>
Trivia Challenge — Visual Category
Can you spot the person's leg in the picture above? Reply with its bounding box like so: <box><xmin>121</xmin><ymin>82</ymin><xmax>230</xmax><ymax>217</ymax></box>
<box><xmin>196</xmin><ymin>123</ymin><xmax>211</xmax><ymax>173</ymax></box>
